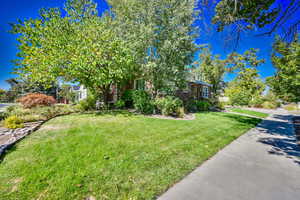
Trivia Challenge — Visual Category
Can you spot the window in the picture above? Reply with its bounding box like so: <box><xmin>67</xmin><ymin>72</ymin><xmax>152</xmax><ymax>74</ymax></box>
<box><xmin>202</xmin><ymin>86</ymin><xmax>209</xmax><ymax>98</ymax></box>
<box><xmin>135</xmin><ymin>79</ymin><xmax>145</xmax><ymax>90</ymax></box>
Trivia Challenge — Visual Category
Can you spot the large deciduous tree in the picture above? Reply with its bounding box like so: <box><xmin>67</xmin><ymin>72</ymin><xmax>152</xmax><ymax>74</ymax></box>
<box><xmin>12</xmin><ymin>0</ymin><xmax>135</xmax><ymax>104</ymax></box>
<box><xmin>191</xmin><ymin>48</ymin><xmax>227</xmax><ymax>100</ymax></box>
<box><xmin>267</xmin><ymin>37</ymin><xmax>300</xmax><ymax>103</ymax></box>
<box><xmin>225</xmin><ymin>49</ymin><xmax>265</xmax><ymax>106</ymax></box>
<box><xmin>107</xmin><ymin>0</ymin><xmax>199</xmax><ymax>96</ymax></box>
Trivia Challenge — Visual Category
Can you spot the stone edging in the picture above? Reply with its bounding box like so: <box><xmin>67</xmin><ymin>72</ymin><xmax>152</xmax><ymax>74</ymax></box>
<box><xmin>0</xmin><ymin>121</ymin><xmax>45</xmax><ymax>157</ymax></box>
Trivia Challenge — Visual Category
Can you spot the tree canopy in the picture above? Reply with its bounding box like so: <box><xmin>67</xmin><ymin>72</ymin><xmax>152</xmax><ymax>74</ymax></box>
<box><xmin>225</xmin><ymin>49</ymin><xmax>265</xmax><ymax>106</ymax></box>
<box><xmin>108</xmin><ymin>0</ymin><xmax>199</xmax><ymax>95</ymax></box>
<box><xmin>212</xmin><ymin>0</ymin><xmax>300</xmax><ymax>45</ymax></box>
<box><xmin>267</xmin><ymin>37</ymin><xmax>300</xmax><ymax>103</ymax></box>
<box><xmin>12</xmin><ymin>0</ymin><xmax>135</xmax><ymax>103</ymax></box>
<box><xmin>192</xmin><ymin>48</ymin><xmax>227</xmax><ymax>100</ymax></box>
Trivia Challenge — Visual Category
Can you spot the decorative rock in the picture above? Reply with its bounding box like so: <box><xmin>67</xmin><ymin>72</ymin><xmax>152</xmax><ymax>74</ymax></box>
<box><xmin>0</xmin><ymin>121</ymin><xmax>44</xmax><ymax>156</ymax></box>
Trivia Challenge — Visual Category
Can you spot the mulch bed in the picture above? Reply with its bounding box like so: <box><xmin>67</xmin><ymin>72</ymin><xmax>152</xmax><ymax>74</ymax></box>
<box><xmin>149</xmin><ymin>113</ymin><xmax>196</xmax><ymax>120</ymax></box>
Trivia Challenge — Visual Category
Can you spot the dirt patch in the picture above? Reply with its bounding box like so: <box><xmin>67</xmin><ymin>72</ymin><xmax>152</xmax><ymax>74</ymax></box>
<box><xmin>10</xmin><ymin>178</ymin><xmax>23</xmax><ymax>193</ymax></box>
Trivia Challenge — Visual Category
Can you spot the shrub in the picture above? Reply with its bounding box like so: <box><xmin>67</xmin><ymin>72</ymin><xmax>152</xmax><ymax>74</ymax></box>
<box><xmin>249</xmin><ymin>96</ymin><xmax>265</xmax><ymax>108</ymax></box>
<box><xmin>0</xmin><ymin>112</ymin><xmax>8</xmax><ymax>121</ymax></box>
<box><xmin>228</xmin><ymin>91</ymin><xmax>252</xmax><ymax>106</ymax></box>
<box><xmin>115</xmin><ymin>100</ymin><xmax>125</xmax><ymax>109</ymax></box>
<box><xmin>262</xmin><ymin>101</ymin><xmax>278</xmax><ymax>109</ymax></box>
<box><xmin>217</xmin><ymin>101</ymin><xmax>226</xmax><ymax>110</ymax></box>
<box><xmin>18</xmin><ymin>93</ymin><xmax>56</xmax><ymax>108</ymax></box>
<box><xmin>6</xmin><ymin>105</ymin><xmax>18</xmax><ymax>113</ymax></box>
<box><xmin>185</xmin><ymin>99</ymin><xmax>198</xmax><ymax>113</ymax></box>
<box><xmin>4</xmin><ymin>104</ymin><xmax>79</xmax><ymax>123</ymax></box>
<box><xmin>132</xmin><ymin>90</ymin><xmax>154</xmax><ymax>114</ymax></box>
<box><xmin>283</xmin><ymin>103</ymin><xmax>299</xmax><ymax>111</ymax></box>
<box><xmin>155</xmin><ymin>96</ymin><xmax>183</xmax><ymax>117</ymax></box>
<box><xmin>121</xmin><ymin>90</ymin><xmax>134</xmax><ymax>107</ymax></box>
<box><xmin>78</xmin><ymin>95</ymin><xmax>96</xmax><ymax>111</ymax></box>
<box><xmin>195</xmin><ymin>100</ymin><xmax>211</xmax><ymax>111</ymax></box>
<box><xmin>4</xmin><ymin>115</ymin><xmax>24</xmax><ymax>129</ymax></box>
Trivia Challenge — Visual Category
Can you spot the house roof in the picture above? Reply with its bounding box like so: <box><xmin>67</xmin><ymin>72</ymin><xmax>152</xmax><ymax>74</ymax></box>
<box><xmin>190</xmin><ymin>80</ymin><xmax>212</xmax><ymax>87</ymax></box>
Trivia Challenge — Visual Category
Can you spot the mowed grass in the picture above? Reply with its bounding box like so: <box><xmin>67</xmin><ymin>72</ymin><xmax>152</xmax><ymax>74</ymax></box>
<box><xmin>0</xmin><ymin>111</ymin><xmax>261</xmax><ymax>200</ymax></box>
<box><xmin>229</xmin><ymin>108</ymin><xmax>269</xmax><ymax>118</ymax></box>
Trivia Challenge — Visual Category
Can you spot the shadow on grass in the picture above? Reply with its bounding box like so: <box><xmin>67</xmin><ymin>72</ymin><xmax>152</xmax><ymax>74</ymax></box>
<box><xmin>0</xmin><ymin>145</ymin><xmax>17</xmax><ymax>163</ymax></box>
<box><xmin>217</xmin><ymin>112</ymin><xmax>262</xmax><ymax>126</ymax></box>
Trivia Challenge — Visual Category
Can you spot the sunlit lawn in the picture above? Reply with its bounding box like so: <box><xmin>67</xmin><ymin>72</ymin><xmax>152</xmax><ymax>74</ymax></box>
<box><xmin>0</xmin><ymin>111</ymin><xmax>261</xmax><ymax>200</ymax></box>
<box><xmin>229</xmin><ymin>108</ymin><xmax>269</xmax><ymax>118</ymax></box>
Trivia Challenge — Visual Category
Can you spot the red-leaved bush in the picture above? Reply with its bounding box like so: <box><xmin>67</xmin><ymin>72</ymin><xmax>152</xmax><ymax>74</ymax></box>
<box><xmin>18</xmin><ymin>93</ymin><xmax>56</xmax><ymax>108</ymax></box>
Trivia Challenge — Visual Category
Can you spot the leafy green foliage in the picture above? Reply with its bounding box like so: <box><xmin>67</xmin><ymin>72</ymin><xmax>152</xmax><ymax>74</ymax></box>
<box><xmin>78</xmin><ymin>95</ymin><xmax>96</xmax><ymax>111</ymax></box>
<box><xmin>0</xmin><ymin>112</ymin><xmax>8</xmax><ymax>121</ymax></box>
<box><xmin>132</xmin><ymin>90</ymin><xmax>154</xmax><ymax>114</ymax></box>
<box><xmin>225</xmin><ymin>49</ymin><xmax>265</xmax><ymax>106</ymax></box>
<box><xmin>154</xmin><ymin>96</ymin><xmax>183</xmax><ymax>117</ymax></box>
<box><xmin>4</xmin><ymin>115</ymin><xmax>24</xmax><ymax>129</ymax></box>
<box><xmin>192</xmin><ymin>48</ymin><xmax>226</xmax><ymax>99</ymax></box>
<box><xmin>108</xmin><ymin>0</ymin><xmax>198</xmax><ymax>95</ymax></box>
<box><xmin>185</xmin><ymin>100</ymin><xmax>211</xmax><ymax>112</ymax></box>
<box><xmin>267</xmin><ymin>38</ymin><xmax>300</xmax><ymax>103</ymax></box>
<box><xmin>121</xmin><ymin>89</ymin><xmax>135</xmax><ymax>107</ymax></box>
<box><xmin>5</xmin><ymin>104</ymin><xmax>79</xmax><ymax>123</ymax></box>
<box><xmin>213</xmin><ymin>0</ymin><xmax>278</xmax><ymax>32</ymax></box>
<box><xmin>11</xmin><ymin>0</ymin><xmax>135</xmax><ymax>103</ymax></box>
<box><xmin>195</xmin><ymin>100</ymin><xmax>211</xmax><ymax>111</ymax></box>
<box><xmin>262</xmin><ymin>101</ymin><xmax>278</xmax><ymax>109</ymax></box>
<box><xmin>0</xmin><ymin>89</ymin><xmax>6</xmax><ymax>102</ymax></box>
<box><xmin>283</xmin><ymin>103</ymin><xmax>299</xmax><ymax>111</ymax></box>
<box><xmin>114</xmin><ymin>100</ymin><xmax>125</xmax><ymax>109</ymax></box>
<box><xmin>249</xmin><ymin>96</ymin><xmax>265</xmax><ymax>108</ymax></box>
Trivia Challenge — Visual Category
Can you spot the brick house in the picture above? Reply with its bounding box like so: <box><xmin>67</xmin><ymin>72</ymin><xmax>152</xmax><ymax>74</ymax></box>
<box><xmin>74</xmin><ymin>79</ymin><xmax>212</xmax><ymax>103</ymax></box>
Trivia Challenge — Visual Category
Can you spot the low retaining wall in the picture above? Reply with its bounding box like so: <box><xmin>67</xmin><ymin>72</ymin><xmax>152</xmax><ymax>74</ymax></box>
<box><xmin>0</xmin><ymin>121</ymin><xmax>44</xmax><ymax>156</ymax></box>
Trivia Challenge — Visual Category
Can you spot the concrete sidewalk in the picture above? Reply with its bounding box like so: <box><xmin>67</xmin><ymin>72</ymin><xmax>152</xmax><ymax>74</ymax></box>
<box><xmin>158</xmin><ymin>110</ymin><xmax>300</xmax><ymax>200</ymax></box>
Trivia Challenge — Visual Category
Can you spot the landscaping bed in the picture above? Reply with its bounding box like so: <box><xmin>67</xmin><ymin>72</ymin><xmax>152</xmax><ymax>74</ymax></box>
<box><xmin>0</xmin><ymin>111</ymin><xmax>261</xmax><ymax>200</ymax></box>
<box><xmin>0</xmin><ymin>121</ymin><xmax>43</xmax><ymax>156</ymax></box>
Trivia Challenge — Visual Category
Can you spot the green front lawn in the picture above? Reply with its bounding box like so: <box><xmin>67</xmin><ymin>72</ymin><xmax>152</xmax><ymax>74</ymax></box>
<box><xmin>229</xmin><ymin>108</ymin><xmax>269</xmax><ymax>118</ymax></box>
<box><xmin>0</xmin><ymin>111</ymin><xmax>260</xmax><ymax>200</ymax></box>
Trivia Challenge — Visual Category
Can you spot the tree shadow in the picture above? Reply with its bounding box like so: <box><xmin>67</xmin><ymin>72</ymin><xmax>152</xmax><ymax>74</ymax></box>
<box><xmin>256</xmin><ymin>114</ymin><xmax>294</xmax><ymax>138</ymax></box>
<box><xmin>222</xmin><ymin>112</ymin><xmax>300</xmax><ymax>165</ymax></box>
<box><xmin>255</xmin><ymin>114</ymin><xmax>300</xmax><ymax>165</ymax></box>
<box><xmin>219</xmin><ymin>112</ymin><xmax>262</xmax><ymax>126</ymax></box>
<box><xmin>0</xmin><ymin>144</ymin><xmax>18</xmax><ymax>163</ymax></box>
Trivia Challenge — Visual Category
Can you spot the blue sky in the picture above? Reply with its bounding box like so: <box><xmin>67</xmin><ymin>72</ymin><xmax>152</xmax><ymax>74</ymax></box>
<box><xmin>0</xmin><ymin>0</ymin><xmax>278</xmax><ymax>90</ymax></box>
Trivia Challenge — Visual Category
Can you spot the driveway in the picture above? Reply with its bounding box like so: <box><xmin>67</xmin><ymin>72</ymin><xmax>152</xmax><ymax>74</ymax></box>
<box><xmin>158</xmin><ymin>109</ymin><xmax>300</xmax><ymax>200</ymax></box>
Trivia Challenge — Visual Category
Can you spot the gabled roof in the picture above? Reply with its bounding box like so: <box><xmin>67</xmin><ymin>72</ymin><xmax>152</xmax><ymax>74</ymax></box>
<box><xmin>190</xmin><ymin>80</ymin><xmax>212</xmax><ymax>87</ymax></box>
